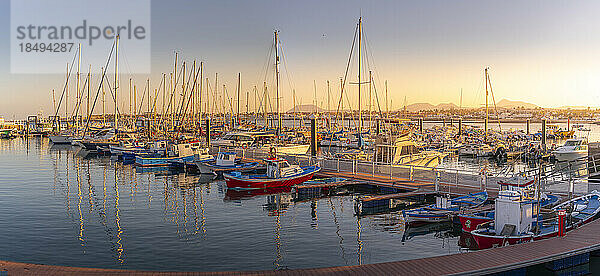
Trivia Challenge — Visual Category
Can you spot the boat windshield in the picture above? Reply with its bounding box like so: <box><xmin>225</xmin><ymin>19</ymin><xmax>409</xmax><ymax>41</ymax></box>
<box><xmin>564</xmin><ymin>140</ymin><xmax>582</xmax><ymax>146</ymax></box>
<box><xmin>399</xmin><ymin>145</ymin><xmax>420</xmax><ymax>155</ymax></box>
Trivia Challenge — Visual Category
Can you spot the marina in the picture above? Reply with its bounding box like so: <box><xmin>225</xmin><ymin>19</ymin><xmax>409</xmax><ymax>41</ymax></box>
<box><xmin>4</xmin><ymin>2</ymin><xmax>600</xmax><ymax>275</ymax></box>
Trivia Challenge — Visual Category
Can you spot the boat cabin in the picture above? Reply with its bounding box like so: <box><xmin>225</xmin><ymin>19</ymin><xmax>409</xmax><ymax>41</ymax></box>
<box><xmin>375</xmin><ymin>134</ymin><xmax>421</xmax><ymax>163</ymax></box>
<box><xmin>561</xmin><ymin>138</ymin><xmax>588</xmax><ymax>149</ymax></box>
<box><xmin>216</xmin><ymin>152</ymin><xmax>237</xmax><ymax>166</ymax></box>
<box><xmin>265</xmin><ymin>159</ymin><xmax>302</xmax><ymax>178</ymax></box>
<box><xmin>494</xmin><ymin>190</ymin><xmax>536</xmax><ymax>236</ymax></box>
<box><xmin>169</xmin><ymin>142</ymin><xmax>202</xmax><ymax>157</ymax></box>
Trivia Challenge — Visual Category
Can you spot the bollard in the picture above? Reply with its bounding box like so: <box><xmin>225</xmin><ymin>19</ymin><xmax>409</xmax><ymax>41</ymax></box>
<box><xmin>542</xmin><ymin>119</ymin><xmax>547</xmax><ymax>149</ymax></box>
<box><xmin>558</xmin><ymin>209</ymin><xmax>566</xmax><ymax>237</ymax></box>
<box><xmin>526</xmin><ymin>119</ymin><xmax>530</xmax><ymax>135</ymax></box>
<box><xmin>419</xmin><ymin>118</ymin><xmax>423</xmax><ymax>134</ymax></box>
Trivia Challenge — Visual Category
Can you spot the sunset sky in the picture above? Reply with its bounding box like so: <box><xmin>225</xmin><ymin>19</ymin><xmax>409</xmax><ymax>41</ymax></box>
<box><xmin>2</xmin><ymin>0</ymin><xmax>600</xmax><ymax>118</ymax></box>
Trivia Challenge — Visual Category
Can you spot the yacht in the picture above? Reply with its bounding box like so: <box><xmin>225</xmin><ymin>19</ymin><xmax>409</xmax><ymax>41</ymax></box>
<box><xmin>553</xmin><ymin>137</ymin><xmax>588</xmax><ymax>162</ymax></box>
<box><xmin>376</xmin><ymin>133</ymin><xmax>447</xmax><ymax>167</ymax></box>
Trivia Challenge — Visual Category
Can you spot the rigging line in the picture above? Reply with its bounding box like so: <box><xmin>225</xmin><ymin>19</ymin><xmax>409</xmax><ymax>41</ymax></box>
<box><xmin>260</xmin><ymin>42</ymin><xmax>275</xmax><ymax>84</ymax></box>
<box><xmin>70</xmin><ymin>73</ymin><xmax>91</xmax><ymax>119</ymax></box>
<box><xmin>278</xmin><ymin>41</ymin><xmax>297</xmax><ymax>97</ymax></box>
<box><xmin>156</xmin><ymin>64</ymin><xmax>184</xmax><ymax>128</ymax></box>
<box><xmin>175</xmin><ymin>63</ymin><xmax>195</xmax><ymax>120</ymax></box>
<box><xmin>175</xmin><ymin>65</ymin><xmax>202</xmax><ymax>135</ymax></box>
<box><xmin>82</xmin><ymin>39</ymin><xmax>117</xmax><ymax>137</ymax></box>
<box><xmin>335</xmin><ymin>21</ymin><xmax>359</xmax><ymax>121</ymax></box>
<box><xmin>149</xmin><ymin>76</ymin><xmax>166</xmax><ymax>114</ymax></box>
<box><xmin>52</xmin><ymin>46</ymin><xmax>80</xmax><ymax>127</ymax></box>
<box><xmin>486</xmin><ymin>72</ymin><xmax>502</xmax><ymax>132</ymax></box>
<box><xmin>362</xmin><ymin>31</ymin><xmax>384</xmax><ymax>115</ymax></box>
<box><xmin>223</xmin><ymin>85</ymin><xmax>235</xmax><ymax>116</ymax></box>
<box><xmin>100</xmin><ymin>73</ymin><xmax>122</xmax><ymax>117</ymax></box>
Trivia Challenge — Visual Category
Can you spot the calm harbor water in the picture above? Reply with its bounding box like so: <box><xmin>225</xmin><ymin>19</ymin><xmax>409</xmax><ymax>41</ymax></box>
<box><xmin>0</xmin><ymin>137</ymin><xmax>466</xmax><ymax>272</ymax></box>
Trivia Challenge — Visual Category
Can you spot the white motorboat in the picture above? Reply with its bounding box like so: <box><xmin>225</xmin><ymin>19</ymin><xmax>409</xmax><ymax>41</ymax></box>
<box><xmin>553</xmin><ymin>138</ymin><xmax>588</xmax><ymax>162</ymax></box>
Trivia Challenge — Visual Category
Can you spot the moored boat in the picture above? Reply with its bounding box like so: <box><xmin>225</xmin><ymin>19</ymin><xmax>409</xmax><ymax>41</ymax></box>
<box><xmin>470</xmin><ymin>191</ymin><xmax>600</xmax><ymax>249</ymax></box>
<box><xmin>402</xmin><ymin>192</ymin><xmax>488</xmax><ymax>225</ymax></box>
<box><xmin>224</xmin><ymin>158</ymin><xmax>320</xmax><ymax>190</ymax></box>
<box><xmin>195</xmin><ymin>151</ymin><xmax>260</xmax><ymax>175</ymax></box>
<box><xmin>135</xmin><ymin>141</ymin><xmax>207</xmax><ymax>167</ymax></box>
<box><xmin>553</xmin><ymin>137</ymin><xmax>588</xmax><ymax>162</ymax></box>
<box><xmin>458</xmin><ymin>178</ymin><xmax>560</xmax><ymax>232</ymax></box>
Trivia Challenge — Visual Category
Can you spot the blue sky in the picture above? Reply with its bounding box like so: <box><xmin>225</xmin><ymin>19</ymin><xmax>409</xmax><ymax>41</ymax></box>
<box><xmin>1</xmin><ymin>0</ymin><xmax>600</xmax><ymax>118</ymax></box>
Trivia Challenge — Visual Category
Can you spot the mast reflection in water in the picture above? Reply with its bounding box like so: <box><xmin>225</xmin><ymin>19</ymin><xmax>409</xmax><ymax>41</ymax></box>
<box><xmin>0</xmin><ymin>137</ymin><xmax>466</xmax><ymax>272</ymax></box>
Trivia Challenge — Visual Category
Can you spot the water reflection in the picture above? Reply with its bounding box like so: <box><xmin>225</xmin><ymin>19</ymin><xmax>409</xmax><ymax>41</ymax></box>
<box><xmin>2</xmin><ymin>137</ymin><xmax>474</xmax><ymax>272</ymax></box>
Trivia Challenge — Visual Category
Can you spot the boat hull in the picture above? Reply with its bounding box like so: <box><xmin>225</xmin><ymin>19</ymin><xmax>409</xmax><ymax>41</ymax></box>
<box><xmin>135</xmin><ymin>155</ymin><xmax>194</xmax><ymax>167</ymax></box>
<box><xmin>554</xmin><ymin>150</ymin><xmax>587</xmax><ymax>162</ymax></box>
<box><xmin>195</xmin><ymin>160</ymin><xmax>259</xmax><ymax>175</ymax></box>
<box><xmin>224</xmin><ymin>166</ymin><xmax>320</xmax><ymax>189</ymax></box>
<box><xmin>458</xmin><ymin>215</ymin><xmax>493</xmax><ymax>233</ymax></box>
<box><xmin>49</xmin><ymin>135</ymin><xmax>72</xmax><ymax>144</ymax></box>
<box><xmin>471</xmin><ymin>229</ymin><xmax>557</xmax><ymax>249</ymax></box>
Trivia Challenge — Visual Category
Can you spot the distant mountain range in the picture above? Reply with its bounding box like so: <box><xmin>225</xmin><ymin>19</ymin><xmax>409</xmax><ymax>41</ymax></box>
<box><xmin>496</xmin><ymin>99</ymin><xmax>539</xmax><ymax>109</ymax></box>
<box><xmin>286</xmin><ymin>104</ymin><xmax>325</xmax><ymax>113</ymax></box>
<box><xmin>286</xmin><ymin>99</ymin><xmax>591</xmax><ymax>113</ymax></box>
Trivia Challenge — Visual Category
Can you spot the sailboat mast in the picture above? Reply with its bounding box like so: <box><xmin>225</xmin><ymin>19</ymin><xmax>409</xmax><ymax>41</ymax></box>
<box><xmin>199</xmin><ymin>63</ymin><xmax>203</xmax><ymax>124</ymax></box>
<box><xmin>263</xmin><ymin>81</ymin><xmax>268</xmax><ymax>128</ymax></box>
<box><xmin>114</xmin><ymin>35</ymin><xmax>119</xmax><ymax>131</ymax></box>
<box><xmin>327</xmin><ymin>80</ymin><xmax>331</xmax><ymax>129</ymax></box>
<box><xmin>87</xmin><ymin>67</ymin><xmax>90</xmax><ymax>121</ymax></box>
<box><xmin>237</xmin><ymin>72</ymin><xmax>241</xmax><ymax>126</ymax></box>
<box><xmin>293</xmin><ymin>89</ymin><xmax>296</xmax><ymax>129</ymax></box>
<box><xmin>340</xmin><ymin>77</ymin><xmax>344</xmax><ymax>131</ymax></box>
<box><xmin>485</xmin><ymin>67</ymin><xmax>489</xmax><ymax>140</ymax></box>
<box><xmin>65</xmin><ymin>63</ymin><xmax>69</xmax><ymax>122</ymax></box>
<box><xmin>101</xmin><ymin>67</ymin><xmax>106</xmax><ymax>126</ymax></box>
<box><xmin>274</xmin><ymin>31</ymin><xmax>281</xmax><ymax>134</ymax></box>
<box><xmin>358</xmin><ymin>17</ymin><xmax>362</xmax><ymax>134</ymax></box>
<box><xmin>76</xmin><ymin>43</ymin><xmax>81</xmax><ymax>127</ymax></box>
<box><xmin>385</xmin><ymin>80</ymin><xmax>389</xmax><ymax>117</ymax></box>
<box><xmin>369</xmin><ymin>70</ymin><xmax>372</xmax><ymax>130</ymax></box>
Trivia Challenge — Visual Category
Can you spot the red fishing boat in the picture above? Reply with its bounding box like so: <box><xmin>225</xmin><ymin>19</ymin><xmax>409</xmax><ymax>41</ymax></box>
<box><xmin>223</xmin><ymin>158</ymin><xmax>320</xmax><ymax>190</ymax></box>
<box><xmin>458</xmin><ymin>178</ymin><xmax>559</xmax><ymax>232</ymax></box>
<box><xmin>471</xmin><ymin>191</ymin><xmax>600</xmax><ymax>249</ymax></box>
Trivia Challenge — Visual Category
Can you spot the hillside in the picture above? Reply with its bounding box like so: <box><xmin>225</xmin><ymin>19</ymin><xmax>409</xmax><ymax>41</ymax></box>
<box><xmin>496</xmin><ymin>99</ymin><xmax>539</xmax><ymax>109</ymax></box>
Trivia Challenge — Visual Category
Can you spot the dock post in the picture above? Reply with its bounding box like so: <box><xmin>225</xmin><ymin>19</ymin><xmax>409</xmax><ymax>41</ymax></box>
<box><xmin>450</xmin><ymin>118</ymin><xmax>453</xmax><ymax>126</ymax></box>
<box><xmin>458</xmin><ymin>119</ymin><xmax>462</xmax><ymax>137</ymax></box>
<box><xmin>569</xmin><ymin>163</ymin><xmax>574</xmax><ymax>199</ymax></box>
<box><xmin>484</xmin><ymin>118</ymin><xmax>488</xmax><ymax>135</ymax></box>
<box><xmin>419</xmin><ymin>118</ymin><xmax>423</xmax><ymax>134</ymax></box>
<box><xmin>542</xmin><ymin>119</ymin><xmax>547</xmax><ymax>149</ymax></box>
<box><xmin>310</xmin><ymin>115</ymin><xmax>317</xmax><ymax>157</ymax></box>
<box><xmin>205</xmin><ymin>117</ymin><xmax>211</xmax><ymax>148</ymax></box>
<box><xmin>526</xmin><ymin>119</ymin><xmax>530</xmax><ymax>135</ymax></box>
<box><xmin>434</xmin><ymin>169</ymin><xmax>439</xmax><ymax>191</ymax></box>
